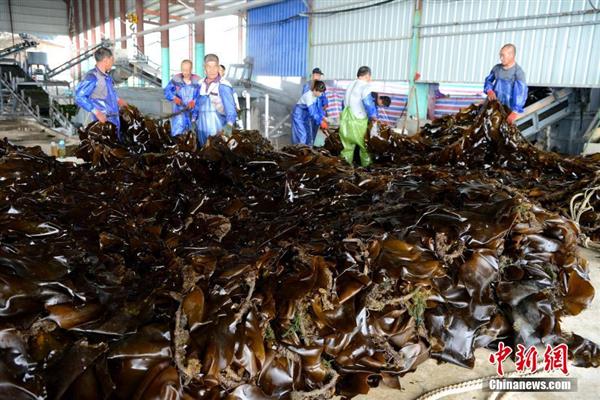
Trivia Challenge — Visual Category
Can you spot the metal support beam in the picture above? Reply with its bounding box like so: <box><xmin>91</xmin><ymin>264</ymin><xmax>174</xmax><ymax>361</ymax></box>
<box><xmin>8</xmin><ymin>0</ymin><xmax>15</xmax><ymax>46</ymax></box>
<box><xmin>73</xmin><ymin>0</ymin><xmax>82</xmax><ymax>78</ymax></box>
<box><xmin>176</xmin><ymin>0</ymin><xmax>194</xmax><ymax>11</ymax></box>
<box><xmin>238</xmin><ymin>12</ymin><xmax>244</xmax><ymax>62</ymax></box>
<box><xmin>108</xmin><ymin>0</ymin><xmax>279</xmax><ymax>49</ymax></box>
<box><xmin>119</xmin><ymin>0</ymin><xmax>127</xmax><ymax>49</ymax></box>
<box><xmin>81</xmin><ymin>0</ymin><xmax>89</xmax><ymax>47</ymax></box>
<box><xmin>67</xmin><ymin>0</ymin><xmax>73</xmax><ymax>81</ymax></box>
<box><xmin>144</xmin><ymin>8</ymin><xmax>184</xmax><ymax>20</ymax></box>
<box><xmin>195</xmin><ymin>0</ymin><xmax>205</xmax><ymax>76</ymax></box>
<box><xmin>407</xmin><ymin>0</ymin><xmax>427</xmax><ymax>120</ymax></box>
<box><xmin>136</xmin><ymin>0</ymin><xmax>145</xmax><ymax>54</ymax></box>
<box><xmin>306</xmin><ymin>0</ymin><xmax>312</xmax><ymax>77</ymax></box>
<box><xmin>89</xmin><ymin>0</ymin><xmax>97</xmax><ymax>45</ymax></box>
<box><xmin>160</xmin><ymin>0</ymin><xmax>170</xmax><ymax>87</ymax></box>
<box><xmin>108</xmin><ymin>0</ymin><xmax>115</xmax><ymax>40</ymax></box>
<box><xmin>189</xmin><ymin>24</ymin><xmax>194</xmax><ymax>60</ymax></box>
<box><xmin>99</xmin><ymin>0</ymin><xmax>106</xmax><ymax>38</ymax></box>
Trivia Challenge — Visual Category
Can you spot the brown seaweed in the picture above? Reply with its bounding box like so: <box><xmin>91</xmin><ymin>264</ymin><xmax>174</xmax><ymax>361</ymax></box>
<box><xmin>0</xmin><ymin>101</ymin><xmax>598</xmax><ymax>399</ymax></box>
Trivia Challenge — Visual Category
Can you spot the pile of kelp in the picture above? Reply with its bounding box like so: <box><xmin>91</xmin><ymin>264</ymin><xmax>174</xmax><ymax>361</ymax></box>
<box><xmin>1</xmin><ymin>102</ymin><xmax>599</xmax><ymax>400</ymax></box>
<box><xmin>327</xmin><ymin>101</ymin><xmax>600</xmax><ymax>241</ymax></box>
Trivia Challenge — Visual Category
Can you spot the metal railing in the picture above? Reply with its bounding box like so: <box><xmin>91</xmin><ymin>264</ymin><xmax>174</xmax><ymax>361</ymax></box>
<box><xmin>0</xmin><ymin>70</ymin><xmax>74</xmax><ymax>134</ymax></box>
<box><xmin>516</xmin><ymin>89</ymin><xmax>574</xmax><ymax>139</ymax></box>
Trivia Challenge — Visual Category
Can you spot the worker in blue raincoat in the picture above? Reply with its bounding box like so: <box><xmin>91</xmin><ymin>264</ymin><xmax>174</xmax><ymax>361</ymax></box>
<box><xmin>219</xmin><ymin>64</ymin><xmax>242</xmax><ymax>128</ymax></box>
<box><xmin>371</xmin><ymin>93</ymin><xmax>392</xmax><ymax>124</ymax></box>
<box><xmin>164</xmin><ymin>59</ymin><xmax>200</xmax><ymax>136</ymax></box>
<box><xmin>302</xmin><ymin>67</ymin><xmax>329</xmax><ymax>139</ymax></box>
<box><xmin>292</xmin><ymin>80</ymin><xmax>327</xmax><ymax>146</ymax></box>
<box><xmin>195</xmin><ymin>53</ymin><xmax>238</xmax><ymax>146</ymax></box>
<box><xmin>219</xmin><ymin>64</ymin><xmax>241</xmax><ymax>113</ymax></box>
<box><xmin>484</xmin><ymin>43</ymin><xmax>528</xmax><ymax>125</ymax></box>
<box><xmin>339</xmin><ymin>66</ymin><xmax>378</xmax><ymax>167</ymax></box>
<box><xmin>75</xmin><ymin>47</ymin><xmax>128</xmax><ymax>140</ymax></box>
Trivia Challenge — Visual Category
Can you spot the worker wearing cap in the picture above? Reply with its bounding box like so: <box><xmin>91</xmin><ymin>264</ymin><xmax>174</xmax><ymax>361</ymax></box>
<box><xmin>195</xmin><ymin>53</ymin><xmax>238</xmax><ymax>146</ymax></box>
<box><xmin>302</xmin><ymin>67</ymin><xmax>329</xmax><ymax>140</ymax></box>
<box><xmin>164</xmin><ymin>59</ymin><xmax>200</xmax><ymax>136</ymax></box>
<box><xmin>339</xmin><ymin>66</ymin><xmax>378</xmax><ymax>167</ymax></box>
<box><xmin>292</xmin><ymin>80</ymin><xmax>327</xmax><ymax>146</ymax></box>
<box><xmin>484</xmin><ymin>43</ymin><xmax>528</xmax><ymax>125</ymax></box>
<box><xmin>75</xmin><ymin>47</ymin><xmax>128</xmax><ymax>140</ymax></box>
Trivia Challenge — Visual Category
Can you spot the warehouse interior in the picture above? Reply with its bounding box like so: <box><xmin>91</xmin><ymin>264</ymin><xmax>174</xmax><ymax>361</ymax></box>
<box><xmin>1</xmin><ymin>0</ymin><xmax>600</xmax><ymax>399</ymax></box>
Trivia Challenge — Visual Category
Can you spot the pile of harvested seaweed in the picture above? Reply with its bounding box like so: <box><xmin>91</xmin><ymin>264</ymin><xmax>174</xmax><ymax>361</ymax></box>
<box><xmin>327</xmin><ymin>101</ymin><xmax>600</xmax><ymax>241</ymax></box>
<box><xmin>1</xmin><ymin>101</ymin><xmax>599</xmax><ymax>399</ymax></box>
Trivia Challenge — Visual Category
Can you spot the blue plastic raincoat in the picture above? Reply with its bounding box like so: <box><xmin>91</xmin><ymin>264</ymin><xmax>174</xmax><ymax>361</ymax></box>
<box><xmin>195</xmin><ymin>77</ymin><xmax>238</xmax><ymax>146</ymax></box>
<box><xmin>484</xmin><ymin>63</ymin><xmax>528</xmax><ymax>113</ymax></box>
<box><xmin>164</xmin><ymin>73</ymin><xmax>200</xmax><ymax>136</ymax></box>
<box><xmin>302</xmin><ymin>81</ymin><xmax>329</xmax><ymax>138</ymax></box>
<box><xmin>292</xmin><ymin>91</ymin><xmax>324</xmax><ymax>146</ymax></box>
<box><xmin>75</xmin><ymin>67</ymin><xmax>121</xmax><ymax>138</ymax></box>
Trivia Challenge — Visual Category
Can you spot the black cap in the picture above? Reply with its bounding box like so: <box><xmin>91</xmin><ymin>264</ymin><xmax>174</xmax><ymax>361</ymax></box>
<box><xmin>312</xmin><ymin>67</ymin><xmax>324</xmax><ymax>75</ymax></box>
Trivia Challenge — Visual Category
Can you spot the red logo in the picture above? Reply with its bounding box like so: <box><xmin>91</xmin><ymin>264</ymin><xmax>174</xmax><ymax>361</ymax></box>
<box><xmin>489</xmin><ymin>342</ymin><xmax>512</xmax><ymax>376</ymax></box>
<box><xmin>488</xmin><ymin>343</ymin><xmax>569</xmax><ymax>376</ymax></box>
<box><xmin>543</xmin><ymin>343</ymin><xmax>569</xmax><ymax>375</ymax></box>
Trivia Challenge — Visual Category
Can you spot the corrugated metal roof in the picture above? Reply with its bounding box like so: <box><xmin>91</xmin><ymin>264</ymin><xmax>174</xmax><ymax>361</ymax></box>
<box><xmin>419</xmin><ymin>0</ymin><xmax>600</xmax><ymax>87</ymax></box>
<box><xmin>247</xmin><ymin>0</ymin><xmax>308</xmax><ymax>76</ymax></box>
<box><xmin>310</xmin><ymin>0</ymin><xmax>413</xmax><ymax>81</ymax></box>
<box><xmin>0</xmin><ymin>0</ymin><xmax>68</xmax><ymax>37</ymax></box>
<box><xmin>142</xmin><ymin>0</ymin><xmax>249</xmax><ymax>23</ymax></box>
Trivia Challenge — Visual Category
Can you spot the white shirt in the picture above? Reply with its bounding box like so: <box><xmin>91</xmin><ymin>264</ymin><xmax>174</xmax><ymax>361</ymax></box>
<box><xmin>297</xmin><ymin>90</ymin><xmax>318</xmax><ymax>107</ymax></box>
<box><xmin>200</xmin><ymin>78</ymin><xmax>234</xmax><ymax>115</ymax></box>
<box><xmin>344</xmin><ymin>79</ymin><xmax>372</xmax><ymax>119</ymax></box>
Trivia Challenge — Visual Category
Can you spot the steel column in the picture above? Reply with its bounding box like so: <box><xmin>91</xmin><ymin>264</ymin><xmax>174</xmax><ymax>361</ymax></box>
<box><xmin>89</xmin><ymin>0</ymin><xmax>97</xmax><ymax>45</ymax></box>
<box><xmin>160</xmin><ymin>0</ymin><xmax>170</xmax><ymax>87</ymax></box>
<box><xmin>136</xmin><ymin>0</ymin><xmax>145</xmax><ymax>54</ymax></box>
<box><xmin>119</xmin><ymin>0</ymin><xmax>127</xmax><ymax>49</ymax></box>
<box><xmin>194</xmin><ymin>0</ymin><xmax>205</xmax><ymax>76</ymax></box>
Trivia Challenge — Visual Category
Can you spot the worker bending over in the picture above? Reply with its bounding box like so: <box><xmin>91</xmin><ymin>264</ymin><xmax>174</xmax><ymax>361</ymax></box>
<box><xmin>164</xmin><ymin>59</ymin><xmax>200</xmax><ymax>136</ymax></box>
<box><xmin>75</xmin><ymin>47</ymin><xmax>128</xmax><ymax>140</ymax></box>
<box><xmin>484</xmin><ymin>43</ymin><xmax>528</xmax><ymax>124</ymax></box>
<box><xmin>339</xmin><ymin>66</ymin><xmax>378</xmax><ymax>167</ymax></box>
<box><xmin>195</xmin><ymin>54</ymin><xmax>237</xmax><ymax>145</ymax></box>
<box><xmin>303</xmin><ymin>67</ymin><xmax>329</xmax><ymax>141</ymax></box>
<box><xmin>292</xmin><ymin>80</ymin><xmax>327</xmax><ymax>146</ymax></box>
<box><xmin>372</xmin><ymin>93</ymin><xmax>392</xmax><ymax>124</ymax></box>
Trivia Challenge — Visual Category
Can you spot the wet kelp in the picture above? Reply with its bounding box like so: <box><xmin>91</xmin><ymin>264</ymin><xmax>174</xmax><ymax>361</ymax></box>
<box><xmin>1</xmin><ymin>102</ymin><xmax>599</xmax><ymax>399</ymax></box>
<box><xmin>328</xmin><ymin>101</ymin><xmax>600</xmax><ymax>241</ymax></box>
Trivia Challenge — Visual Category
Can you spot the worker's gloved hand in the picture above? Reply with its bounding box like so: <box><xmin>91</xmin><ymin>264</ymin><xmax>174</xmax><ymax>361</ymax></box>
<box><xmin>174</xmin><ymin>97</ymin><xmax>183</xmax><ymax>106</ymax></box>
<box><xmin>486</xmin><ymin>89</ymin><xmax>497</xmax><ymax>101</ymax></box>
<box><xmin>320</xmin><ymin>119</ymin><xmax>328</xmax><ymax>130</ymax></box>
<box><xmin>117</xmin><ymin>98</ymin><xmax>128</xmax><ymax>108</ymax></box>
<box><xmin>94</xmin><ymin>110</ymin><xmax>107</xmax><ymax>123</ymax></box>
<box><xmin>223</xmin><ymin>123</ymin><xmax>233</xmax><ymax>137</ymax></box>
<box><xmin>507</xmin><ymin>112</ymin><xmax>519</xmax><ymax>125</ymax></box>
<box><xmin>187</xmin><ymin>100</ymin><xmax>196</xmax><ymax>109</ymax></box>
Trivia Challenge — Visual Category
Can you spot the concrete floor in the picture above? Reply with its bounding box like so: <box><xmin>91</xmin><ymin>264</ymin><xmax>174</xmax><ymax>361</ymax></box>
<box><xmin>1</xmin><ymin>117</ymin><xmax>599</xmax><ymax>399</ymax></box>
<box><xmin>0</xmin><ymin>117</ymin><xmax>79</xmax><ymax>154</ymax></box>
